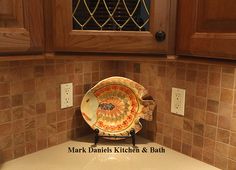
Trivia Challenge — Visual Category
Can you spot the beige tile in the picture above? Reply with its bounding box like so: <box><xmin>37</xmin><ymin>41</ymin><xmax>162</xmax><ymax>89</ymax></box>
<box><xmin>183</xmin><ymin>119</ymin><xmax>193</xmax><ymax>132</ymax></box>
<box><xmin>215</xmin><ymin>142</ymin><xmax>229</xmax><ymax>157</ymax></box>
<box><xmin>0</xmin><ymin>96</ymin><xmax>10</xmax><ymax>110</ymax></box>
<box><xmin>37</xmin><ymin>138</ymin><xmax>47</xmax><ymax>150</ymax></box>
<box><xmin>217</xmin><ymin>129</ymin><xmax>230</xmax><ymax>144</ymax></box>
<box><xmin>229</xmin><ymin>146</ymin><xmax>236</xmax><ymax>161</ymax></box>
<box><xmin>0</xmin><ymin>83</ymin><xmax>10</xmax><ymax>96</ymax></box>
<box><xmin>14</xmin><ymin>145</ymin><xmax>25</xmax><ymax>159</ymax></box>
<box><xmin>193</xmin><ymin>109</ymin><xmax>205</xmax><ymax>123</ymax></box>
<box><xmin>182</xmin><ymin>143</ymin><xmax>192</xmax><ymax>156</ymax></box>
<box><xmin>192</xmin><ymin>146</ymin><xmax>203</xmax><ymax>161</ymax></box>
<box><xmin>207</xmin><ymin>86</ymin><xmax>220</xmax><ymax>101</ymax></box>
<box><xmin>221</xmin><ymin>73</ymin><xmax>234</xmax><ymax>88</ymax></box>
<box><xmin>195</xmin><ymin>97</ymin><xmax>207</xmax><ymax>110</ymax></box>
<box><xmin>0</xmin><ymin>135</ymin><xmax>12</xmax><ymax>150</ymax></box>
<box><xmin>12</xmin><ymin>107</ymin><xmax>23</xmax><ymax>120</ymax></box>
<box><xmin>36</xmin><ymin>115</ymin><xmax>47</xmax><ymax>128</ymax></box>
<box><xmin>205</xmin><ymin>125</ymin><xmax>217</xmax><ymax>140</ymax></box>
<box><xmin>26</xmin><ymin>142</ymin><xmax>36</xmax><ymax>154</ymax></box>
<box><xmin>197</xmin><ymin>64</ymin><xmax>208</xmax><ymax>71</ymax></box>
<box><xmin>214</xmin><ymin>154</ymin><xmax>228</xmax><ymax>170</ymax></box>
<box><xmin>36</xmin><ymin>103</ymin><xmax>46</xmax><ymax>114</ymax></box>
<box><xmin>219</xmin><ymin>103</ymin><xmax>233</xmax><ymax>117</ymax></box>
<box><xmin>158</xmin><ymin>66</ymin><xmax>166</xmax><ymax>77</ymax></box>
<box><xmin>222</xmin><ymin>67</ymin><xmax>235</xmax><ymax>74</ymax></box>
<box><xmin>57</xmin><ymin>121</ymin><xmax>67</xmax><ymax>133</ymax></box>
<box><xmin>163</xmin><ymin>136</ymin><xmax>172</xmax><ymax>148</ymax></box>
<box><xmin>11</xmin><ymin>95</ymin><xmax>23</xmax><ymax>107</ymax></box>
<box><xmin>1</xmin><ymin>149</ymin><xmax>13</xmax><ymax>162</ymax></box>
<box><xmin>206</xmin><ymin>112</ymin><xmax>217</xmax><ymax>126</ymax></box>
<box><xmin>209</xmin><ymin>65</ymin><xmax>221</xmax><ymax>73</ymax></box>
<box><xmin>156</xmin><ymin>123</ymin><xmax>163</xmax><ymax>133</ymax></box>
<box><xmin>233</xmin><ymin>105</ymin><xmax>236</xmax><ymax>118</ymax></box>
<box><xmin>163</xmin><ymin>125</ymin><xmax>173</xmax><ymax>137</ymax></box>
<box><xmin>203</xmin><ymin>138</ymin><xmax>215</xmax><ymax>152</ymax></box>
<box><xmin>185</xmin><ymin>107</ymin><xmax>194</xmax><ymax>120</ymax></box>
<box><xmin>48</xmin><ymin>136</ymin><xmax>57</xmax><ymax>147</ymax></box>
<box><xmin>220</xmin><ymin>88</ymin><xmax>234</xmax><ymax>104</ymax></box>
<box><xmin>207</xmin><ymin>100</ymin><xmax>219</xmax><ymax>113</ymax></box>
<box><xmin>193</xmin><ymin>135</ymin><xmax>204</xmax><ymax>147</ymax></box>
<box><xmin>203</xmin><ymin>150</ymin><xmax>214</xmax><ymax>165</ymax></box>
<box><xmin>34</xmin><ymin>65</ymin><xmax>44</xmax><ymax>77</ymax></box>
<box><xmin>13</xmin><ymin>132</ymin><xmax>25</xmax><ymax>145</ymax></box>
<box><xmin>230</xmin><ymin>132</ymin><xmax>236</xmax><ymax>147</ymax></box>
<box><xmin>196</xmin><ymin>84</ymin><xmax>207</xmax><ymax>97</ymax></box>
<box><xmin>193</xmin><ymin>122</ymin><xmax>204</xmax><ymax>136</ymax></box>
<box><xmin>228</xmin><ymin>159</ymin><xmax>236</xmax><ymax>170</ymax></box>
<box><xmin>182</xmin><ymin>131</ymin><xmax>193</xmax><ymax>144</ymax></box>
<box><xmin>173</xmin><ymin>128</ymin><xmax>182</xmax><ymax>140</ymax></box>
<box><xmin>231</xmin><ymin>118</ymin><xmax>236</xmax><ymax>132</ymax></box>
<box><xmin>57</xmin><ymin>111</ymin><xmax>66</xmax><ymax>122</ymax></box>
<box><xmin>23</xmin><ymin>79</ymin><xmax>35</xmax><ymax>92</ymax></box>
<box><xmin>25</xmin><ymin>130</ymin><xmax>36</xmax><ymax>142</ymax></box>
<box><xmin>186</xmin><ymin>70</ymin><xmax>197</xmax><ymax>82</ymax></box>
<box><xmin>196</xmin><ymin>71</ymin><xmax>208</xmax><ymax>84</ymax></box>
<box><xmin>57</xmin><ymin>132</ymin><xmax>67</xmax><ymax>144</ymax></box>
<box><xmin>172</xmin><ymin>139</ymin><xmax>181</xmax><ymax>152</ymax></box>
<box><xmin>0</xmin><ymin>123</ymin><xmax>12</xmax><ymax>136</ymax></box>
<box><xmin>218</xmin><ymin>116</ymin><xmax>231</xmax><ymax>130</ymax></box>
<box><xmin>0</xmin><ymin>109</ymin><xmax>11</xmax><ymax>124</ymax></box>
<box><xmin>25</xmin><ymin>117</ymin><xmax>36</xmax><ymax>130</ymax></box>
<box><xmin>11</xmin><ymin>81</ymin><xmax>23</xmax><ymax>95</ymax></box>
<box><xmin>209</xmin><ymin>72</ymin><xmax>221</xmax><ymax>86</ymax></box>
<box><xmin>155</xmin><ymin>133</ymin><xmax>163</xmax><ymax>145</ymax></box>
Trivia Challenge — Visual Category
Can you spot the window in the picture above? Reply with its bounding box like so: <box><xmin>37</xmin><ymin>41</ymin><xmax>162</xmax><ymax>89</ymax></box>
<box><xmin>72</xmin><ymin>0</ymin><xmax>150</xmax><ymax>31</ymax></box>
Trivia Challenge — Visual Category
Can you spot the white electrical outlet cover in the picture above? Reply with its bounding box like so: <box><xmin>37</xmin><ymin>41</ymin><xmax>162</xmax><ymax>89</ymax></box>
<box><xmin>171</xmin><ymin>87</ymin><xmax>186</xmax><ymax>116</ymax></box>
<box><xmin>61</xmin><ymin>83</ymin><xmax>73</xmax><ymax>109</ymax></box>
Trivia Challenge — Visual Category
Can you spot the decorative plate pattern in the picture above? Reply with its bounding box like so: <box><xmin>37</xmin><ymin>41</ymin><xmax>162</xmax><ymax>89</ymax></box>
<box><xmin>81</xmin><ymin>76</ymin><xmax>155</xmax><ymax>139</ymax></box>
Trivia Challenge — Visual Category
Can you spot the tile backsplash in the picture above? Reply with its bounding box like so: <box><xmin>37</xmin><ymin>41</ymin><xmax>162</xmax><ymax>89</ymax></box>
<box><xmin>1</xmin><ymin>58</ymin><xmax>236</xmax><ymax>170</ymax></box>
<box><xmin>0</xmin><ymin>59</ymin><xmax>117</xmax><ymax>162</ymax></box>
<box><xmin>117</xmin><ymin>60</ymin><xmax>236</xmax><ymax>170</ymax></box>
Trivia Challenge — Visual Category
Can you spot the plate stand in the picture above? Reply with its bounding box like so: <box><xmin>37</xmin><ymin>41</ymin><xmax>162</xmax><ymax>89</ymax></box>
<box><xmin>94</xmin><ymin>129</ymin><xmax>136</xmax><ymax>146</ymax></box>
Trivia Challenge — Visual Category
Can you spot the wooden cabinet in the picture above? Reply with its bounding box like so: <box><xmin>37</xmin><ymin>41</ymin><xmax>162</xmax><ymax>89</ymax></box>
<box><xmin>53</xmin><ymin>0</ymin><xmax>177</xmax><ymax>54</ymax></box>
<box><xmin>0</xmin><ymin>0</ymin><xmax>44</xmax><ymax>54</ymax></box>
<box><xmin>177</xmin><ymin>0</ymin><xmax>236</xmax><ymax>59</ymax></box>
<box><xmin>1</xmin><ymin>0</ymin><xmax>235</xmax><ymax>60</ymax></box>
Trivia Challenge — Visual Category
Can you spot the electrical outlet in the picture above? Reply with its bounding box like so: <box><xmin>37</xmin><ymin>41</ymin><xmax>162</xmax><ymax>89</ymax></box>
<box><xmin>61</xmin><ymin>83</ymin><xmax>73</xmax><ymax>109</ymax></box>
<box><xmin>171</xmin><ymin>88</ymin><xmax>186</xmax><ymax>116</ymax></box>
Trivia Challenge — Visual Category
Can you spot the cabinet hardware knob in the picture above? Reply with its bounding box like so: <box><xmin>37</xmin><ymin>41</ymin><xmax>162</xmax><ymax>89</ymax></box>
<box><xmin>155</xmin><ymin>31</ymin><xmax>166</xmax><ymax>42</ymax></box>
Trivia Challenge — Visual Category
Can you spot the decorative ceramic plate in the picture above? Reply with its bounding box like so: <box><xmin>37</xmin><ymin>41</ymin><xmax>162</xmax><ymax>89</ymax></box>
<box><xmin>81</xmin><ymin>76</ymin><xmax>156</xmax><ymax>139</ymax></box>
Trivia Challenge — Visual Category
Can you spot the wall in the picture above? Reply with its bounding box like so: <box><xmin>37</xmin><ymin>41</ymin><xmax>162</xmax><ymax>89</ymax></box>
<box><xmin>0</xmin><ymin>59</ymin><xmax>117</xmax><ymax>162</ymax></box>
<box><xmin>117</xmin><ymin>60</ymin><xmax>236</xmax><ymax>170</ymax></box>
<box><xmin>1</xmin><ymin>57</ymin><xmax>236</xmax><ymax>170</ymax></box>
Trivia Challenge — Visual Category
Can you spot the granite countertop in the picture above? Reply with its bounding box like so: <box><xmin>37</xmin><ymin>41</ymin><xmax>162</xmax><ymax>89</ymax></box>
<box><xmin>1</xmin><ymin>135</ymin><xmax>220</xmax><ymax>170</ymax></box>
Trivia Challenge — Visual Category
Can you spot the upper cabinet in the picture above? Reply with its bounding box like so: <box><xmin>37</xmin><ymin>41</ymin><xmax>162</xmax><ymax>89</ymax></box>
<box><xmin>0</xmin><ymin>0</ymin><xmax>44</xmax><ymax>54</ymax></box>
<box><xmin>176</xmin><ymin>0</ymin><xmax>236</xmax><ymax>59</ymax></box>
<box><xmin>1</xmin><ymin>0</ymin><xmax>235</xmax><ymax>59</ymax></box>
<box><xmin>53</xmin><ymin>0</ymin><xmax>177</xmax><ymax>54</ymax></box>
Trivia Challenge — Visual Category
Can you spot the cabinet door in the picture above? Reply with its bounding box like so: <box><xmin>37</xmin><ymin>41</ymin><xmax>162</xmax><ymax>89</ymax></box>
<box><xmin>53</xmin><ymin>0</ymin><xmax>176</xmax><ymax>54</ymax></box>
<box><xmin>177</xmin><ymin>0</ymin><xmax>236</xmax><ymax>59</ymax></box>
<box><xmin>0</xmin><ymin>0</ymin><xmax>44</xmax><ymax>54</ymax></box>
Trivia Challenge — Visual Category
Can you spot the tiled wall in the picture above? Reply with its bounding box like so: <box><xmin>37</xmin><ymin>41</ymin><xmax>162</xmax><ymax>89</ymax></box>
<box><xmin>0</xmin><ymin>59</ymin><xmax>117</xmax><ymax>162</ymax></box>
<box><xmin>1</xmin><ymin>58</ymin><xmax>236</xmax><ymax>170</ymax></box>
<box><xmin>117</xmin><ymin>60</ymin><xmax>236</xmax><ymax>170</ymax></box>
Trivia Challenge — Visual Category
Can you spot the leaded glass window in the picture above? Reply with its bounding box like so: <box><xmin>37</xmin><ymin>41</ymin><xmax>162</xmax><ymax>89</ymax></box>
<box><xmin>72</xmin><ymin>0</ymin><xmax>151</xmax><ymax>31</ymax></box>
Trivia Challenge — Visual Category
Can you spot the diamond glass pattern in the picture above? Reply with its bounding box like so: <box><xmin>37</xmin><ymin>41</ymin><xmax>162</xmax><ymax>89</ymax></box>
<box><xmin>73</xmin><ymin>0</ymin><xmax>150</xmax><ymax>31</ymax></box>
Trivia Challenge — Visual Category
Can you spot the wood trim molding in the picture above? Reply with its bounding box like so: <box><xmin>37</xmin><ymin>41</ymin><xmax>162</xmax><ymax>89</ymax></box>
<box><xmin>167</xmin><ymin>0</ymin><xmax>178</xmax><ymax>55</ymax></box>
